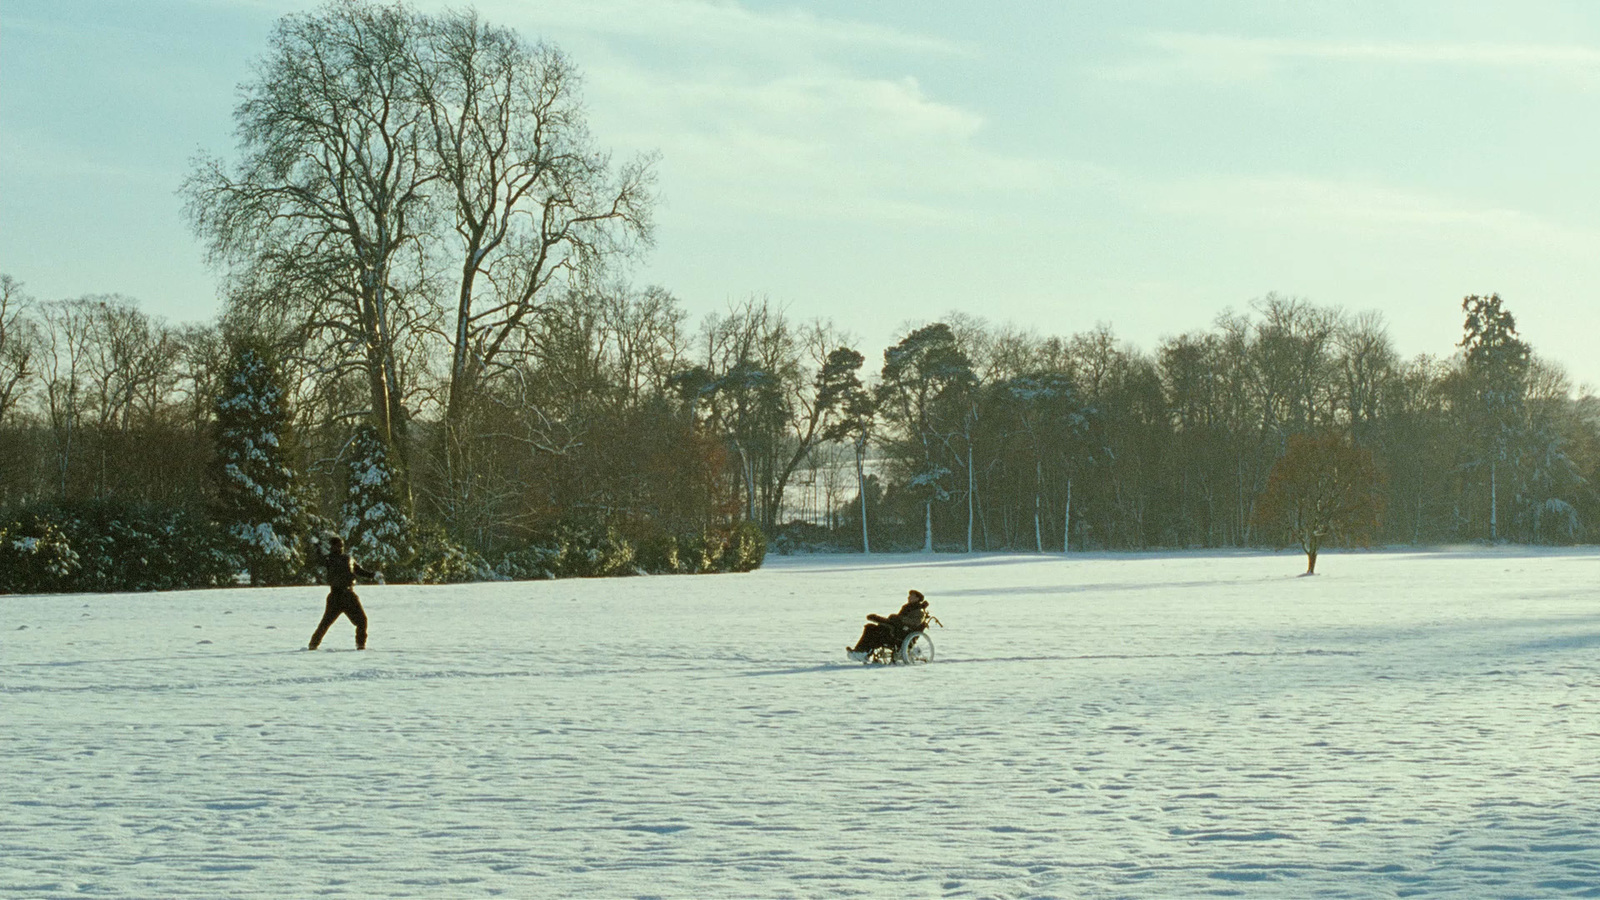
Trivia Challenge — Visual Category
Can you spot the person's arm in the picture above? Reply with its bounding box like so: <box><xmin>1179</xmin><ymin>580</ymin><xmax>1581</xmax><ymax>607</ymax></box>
<box><xmin>353</xmin><ymin>562</ymin><xmax>378</xmax><ymax>580</ymax></box>
<box><xmin>308</xmin><ymin>541</ymin><xmax>327</xmax><ymax>579</ymax></box>
<box><xmin>866</xmin><ymin>613</ymin><xmax>888</xmax><ymax>623</ymax></box>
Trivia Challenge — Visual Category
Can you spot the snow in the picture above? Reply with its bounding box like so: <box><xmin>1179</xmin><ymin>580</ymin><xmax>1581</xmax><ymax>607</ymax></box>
<box><xmin>4</xmin><ymin>547</ymin><xmax>1600</xmax><ymax>898</ymax></box>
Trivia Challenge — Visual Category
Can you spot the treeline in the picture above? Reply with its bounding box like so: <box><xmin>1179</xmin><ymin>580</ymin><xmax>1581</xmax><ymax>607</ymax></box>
<box><xmin>2</xmin><ymin>0</ymin><xmax>1596</xmax><ymax>593</ymax></box>
<box><xmin>2</xmin><ymin>268</ymin><xmax>1594</xmax><ymax>570</ymax></box>
<box><xmin>840</xmin><ymin>292</ymin><xmax>1597</xmax><ymax>552</ymax></box>
<box><xmin>0</xmin><ymin>274</ymin><xmax>775</xmax><ymax>589</ymax></box>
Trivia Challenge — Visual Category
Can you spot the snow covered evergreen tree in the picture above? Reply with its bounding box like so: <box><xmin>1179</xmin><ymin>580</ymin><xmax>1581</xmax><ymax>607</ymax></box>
<box><xmin>214</xmin><ymin>337</ymin><xmax>308</xmax><ymax>585</ymax></box>
<box><xmin>341</xmin><ymin>423</ymin><xmax>413</xmax><ymax>573</ymax></box>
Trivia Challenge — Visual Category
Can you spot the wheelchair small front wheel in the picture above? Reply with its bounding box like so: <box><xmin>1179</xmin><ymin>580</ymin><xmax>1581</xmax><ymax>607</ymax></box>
<box><xmin>896</xmin><ymin>630</ymin><xmax>934</xmax><ymax>665</ymax></box>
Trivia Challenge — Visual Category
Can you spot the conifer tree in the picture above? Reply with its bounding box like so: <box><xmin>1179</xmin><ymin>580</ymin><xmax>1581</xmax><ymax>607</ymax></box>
<box><xmin>1460</xmin><ymin>293</ymin><xmax>1532</xmax><ymax>541</ymax></box>
<box><xmin>878</xmin><ymin>324</ymin><xmax>975</xmax><ymax>552</ymax></box>
<box><xmin>818</xmin><ymin>347</ymin><xmax>875</xmax><ymax>553</ymax></box>
<box><xmin>214</xmin><ymin>337</ymin><xmax>307</xmax><ymax>585</ymax></box>
<box><xmin>341</xmin><ymin>423</ymin><xmax>413</xmax><ymax>573</ymax></box>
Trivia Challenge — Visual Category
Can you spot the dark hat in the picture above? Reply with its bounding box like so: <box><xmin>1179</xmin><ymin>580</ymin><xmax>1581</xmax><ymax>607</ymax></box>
<box><xmin>907</xmin><ymin>589</ymin><xmax>925</xmax><ymax>602</ymax></box>
<box><xmin>329</xmin><ymin>536</ymin><xmax>344</xmax><ymax>551</ymax></box>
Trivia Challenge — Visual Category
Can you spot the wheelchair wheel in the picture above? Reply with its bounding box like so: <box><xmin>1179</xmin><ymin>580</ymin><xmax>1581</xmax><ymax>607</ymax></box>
<box><xmin>896</xmin><ymin>630</ymin><xmax>934</xmax><ymax>665</ymax></box>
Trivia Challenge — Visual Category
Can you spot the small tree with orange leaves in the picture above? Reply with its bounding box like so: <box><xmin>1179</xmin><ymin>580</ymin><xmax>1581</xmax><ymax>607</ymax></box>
<box><xmin>1255</xmin><ymin>432</ymin><xmax>1384</xmax><ymax>575</ymax></box>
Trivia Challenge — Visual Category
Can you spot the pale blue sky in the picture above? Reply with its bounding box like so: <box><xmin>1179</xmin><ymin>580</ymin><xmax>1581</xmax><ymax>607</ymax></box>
<box><xmin>3</xmin><ymin>0</ymin><xmax>1599</xmax><ymax>387</ymax></box>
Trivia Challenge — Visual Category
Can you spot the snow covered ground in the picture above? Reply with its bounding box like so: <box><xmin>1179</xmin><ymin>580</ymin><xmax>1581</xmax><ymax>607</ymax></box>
<box><xmin>5</xmin><ymin>548</ymin><xmax>1600</xmax><ymax>899</ymax></box>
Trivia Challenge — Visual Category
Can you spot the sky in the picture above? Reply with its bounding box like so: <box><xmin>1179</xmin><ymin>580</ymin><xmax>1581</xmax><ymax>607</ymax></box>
<box><xmin>3</xmin><ymin>0</ymin><xmax>1600</xmax><ymax>388</ymax></box>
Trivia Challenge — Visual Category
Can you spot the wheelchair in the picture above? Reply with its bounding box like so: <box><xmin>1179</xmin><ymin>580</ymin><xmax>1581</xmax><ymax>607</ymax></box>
<box><xmin>854</xmin><ymin>611</ymin><xmax>941</xmax><ymax>665</ymax></box>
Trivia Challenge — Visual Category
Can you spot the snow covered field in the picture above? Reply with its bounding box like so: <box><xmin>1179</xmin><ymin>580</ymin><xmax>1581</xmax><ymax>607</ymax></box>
<box><xmin>5</xmin><ymin>548</ymin><xmax>1600</xmax><ymax>899</ymax></box>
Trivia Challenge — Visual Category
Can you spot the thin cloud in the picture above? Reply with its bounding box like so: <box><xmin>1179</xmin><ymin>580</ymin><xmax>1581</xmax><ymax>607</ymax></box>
<box><xmin>180</xmin><ymin>0</ymin><xmax>972</xmax><ymax>59</ymax></box>
<box><xmin>584</xmin><ymin>60</ymin><xmax>1106</xmax><ymax>229</ymax></box>
<box><xmin>0</xmin><ymin>127</ymin><xmax>172</xmax><ymax>183</ymax></box>
<box><xmin>1147</xmin><ymin>174</ymin><xmax>1600</xmax><ymax>255</ymax></box>
<box><xmin>1099</xmin><ymin>32</ymin><xmax>1600</xmax><ymax>83</ymax></box>
<box><xmin>513</xmin><ymin>2</ymin><xmax>1059</xmax><ymax>230</ymax></box>
<box><xmin>180</xmin><ymin>0</ymin><xmax>992</xmax><ymax>227</ymax></box>
<box><xmin>474</xmin><ymin>0</ymin><xmax>970</xmax><ymax>58</ymax></box>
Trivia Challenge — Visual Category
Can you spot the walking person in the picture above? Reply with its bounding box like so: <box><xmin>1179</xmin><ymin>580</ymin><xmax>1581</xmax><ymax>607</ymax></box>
<box><xmin>308</xmin><ymin>536</ymin><xmax>379</xmax><ymax>650</ymax></box>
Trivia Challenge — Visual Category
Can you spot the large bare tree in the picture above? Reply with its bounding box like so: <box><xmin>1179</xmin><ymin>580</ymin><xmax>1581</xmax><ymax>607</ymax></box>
<box><xmin>0</xmin><ymin>275</ymin><xmax>36</xmax><ymax>426</ymax></box>
<box><xmin>414</xmin><ymin>11</ymin><xmax>654</xmax><ymax>433</ymax></box>
<box><xmin>186</xmin><ymin>0</ymin><xmax>433</xmax><ymax>450</ymax></box>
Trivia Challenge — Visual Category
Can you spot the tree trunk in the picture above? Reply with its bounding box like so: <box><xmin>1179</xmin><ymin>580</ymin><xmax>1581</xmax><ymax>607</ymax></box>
<box><xmin>360</xmin><ymin>274</ymin><xmax>403</xmax><ymax>452</ymax></box>
<box><xmin>440</xmin><ymin>255</ymin><xmax>480</xmax><ymax>521</ymax></box>
<box><xmin>1489</xmin><ymin>456</ymin><xmax>1498</xmax><ymax>542</ymax></box>
<box><xmin>1034</xmin><ymin>460</ymin><xmax>1043</xmax><ymax>553</ymax></box>
<box><xmin>966</xmin><ymin>440</ymin><xmax>975</xmax><ymax>553</ymax></box>
<box><xmin>365</xmin><ymin>340</ymin><xmax>396</xmax><ymax>445</ymax></box>
<box><xmin>738</xmin><ymin>444</ymin><xmax>757</xmax><ymax>522</ymax></box>
<box><xmin>1063</xmin><ymin>477</ymin><xmax>1072</xmax><ymax>553</ymax></box>
<box><xmin>855</xmin><ymin>438</ymin><xmax>870</xmax><ymax>554</ymax></box>
<box><xmin>56</xmin><ymin>415</ymin><xmax>74</xmax><ymax>499</ymax></box>
<box><xmin>445</xmin><ymin>242</ymin><xmax>483</xmax><ymax>430</ymax></box>
<box><xmin>923</xmin><ymin>501</ymin><xmax>933</xmax><ymax>553</ymax></box>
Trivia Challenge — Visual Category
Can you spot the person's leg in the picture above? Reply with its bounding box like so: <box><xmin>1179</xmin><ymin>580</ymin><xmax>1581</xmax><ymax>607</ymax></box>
<box><xmin>850</xmin><ymin>622</ymin><xmax>890</xmax><ymax>652</ymax></box>
<box><xmin>345</xmin><ymin>592</ymin><xmax>368</xmax><ymax>649</ymax></box>
<box><xmin>308</xmin><ymin>593</ymin><xmax>341</xmax><ymax>650</ymax></box>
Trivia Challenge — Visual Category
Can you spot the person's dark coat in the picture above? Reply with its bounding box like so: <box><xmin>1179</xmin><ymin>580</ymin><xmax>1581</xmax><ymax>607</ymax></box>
<box><xmin>849</xmin><ymin>590</ymin><xmax>930</xmax><ymax>654</ymax></box>
<box><xmin>323</xmin><ymin>549</ymin><xmax>375</xmax><ymax>589</ymax></box>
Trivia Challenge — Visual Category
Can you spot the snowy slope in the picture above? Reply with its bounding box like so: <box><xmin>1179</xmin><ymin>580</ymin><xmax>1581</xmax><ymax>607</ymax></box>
<box><xmin>4</xmin><ymin>548</ymin><xmax>1600</xmax><ymax>898</ymax></box>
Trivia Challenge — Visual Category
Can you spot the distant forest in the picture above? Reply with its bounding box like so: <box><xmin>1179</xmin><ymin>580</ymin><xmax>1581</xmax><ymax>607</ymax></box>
<box><xmin>0</xmin><ymin>273</ymin><xmax>1591</xmax><ymax>558</ymax></box>
<box><xmin>2</xmin><ymin>1</ymin><xmax>1596</xmax><ymax>590</ymax></box>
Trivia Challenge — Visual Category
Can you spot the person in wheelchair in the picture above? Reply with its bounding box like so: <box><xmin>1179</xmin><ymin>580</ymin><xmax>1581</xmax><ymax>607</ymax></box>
<box><xmin>847</xmin><ymin>589</ymin><xmax>932</xmax><ymax>660</ymax></box>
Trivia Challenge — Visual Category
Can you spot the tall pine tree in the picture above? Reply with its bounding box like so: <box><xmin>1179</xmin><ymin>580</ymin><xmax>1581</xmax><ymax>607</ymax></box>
<box><xmin>341</xmin><ymin>423</ymin><xmax>413</xmax><ymax>573</ymax></box>
<box><xmin>1460</xmin><ymin>293</ymin><xmax>1531</xmax><ymax>541</ymax></box>
<box><xmin>214</xmin><ymin>337</ymin><xmax>308</xmax><ymax>585</ymax></box>
<box><xmin>817</xmin><ymin>347</ymin><xmax>875</xmax><ymax>553</ymax></box>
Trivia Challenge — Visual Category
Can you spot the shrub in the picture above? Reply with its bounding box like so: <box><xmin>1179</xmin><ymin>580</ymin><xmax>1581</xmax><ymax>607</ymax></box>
<box><xmin>488</xmin><ymin>521</ymin><xmax>640</xmax><ymax>581</ymax></box>
<box><xmin>676</xmin><ymin>529</ymin><xmax>726</xmax><ymax>574</ymax></box>
<box><xmin>548</xmin><ymin>522</ymin><xmax>637</xmax><ymax>578</ymax></box>
<box><xmin>769</xmin><ymin>521</ymin><xmax>848</xmax><ymax>555</ymax></box>
<box><xmin>456</xmin><ymin>520</ymin><xmax>768</xmax><ymax>584</ymax></box>
<box><xmin>489</xmin><ymin>545</ymin><xmax>558</xmax><ymax>580</ymax></box>
<box><xmin>634</xmin><ymin>531</ymin><xmax>681</xmax><ymax>575</ymax></box>
<box><xmin>0</xmin><ymin>501</ymin><xmax>237</xmax><ymax>594</ymax></box>
<box><xmin>668</xmin><ymin>523</ymin><xmax>768</xmax><ymax>574</ymax></box>
<box><xmin>723</xmin><ymin>521</ymin><xmax>768</xmax><ymax>572</ymax></box>
<box><xmin>399</xmin><ymin>528</ymin><xmax>490</xmax><ymax>584</ymax></box>
<box><xmin>0</xmin><ymin>515</ymin><xmax>81</xmax><ymax>594</ymax></box>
